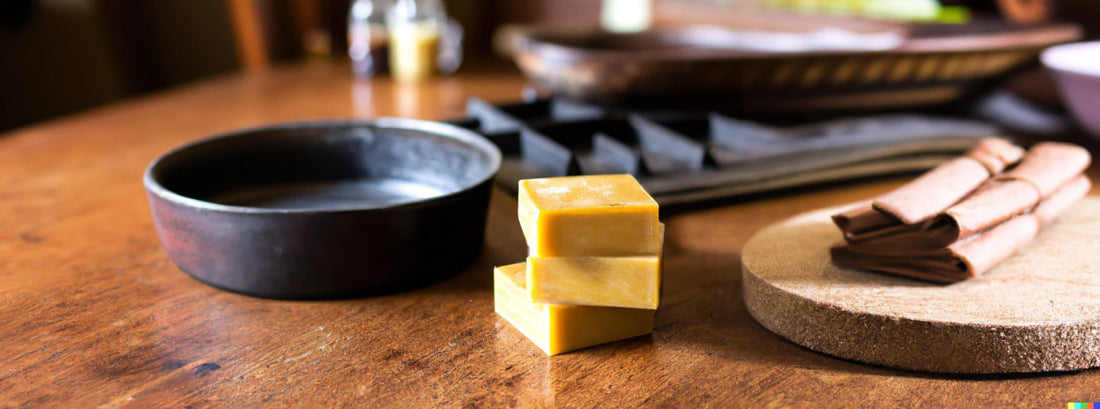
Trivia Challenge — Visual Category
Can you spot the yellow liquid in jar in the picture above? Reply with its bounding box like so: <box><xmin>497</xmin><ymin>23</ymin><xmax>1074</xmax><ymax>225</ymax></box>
<box><xmin>388</xmin><ymin>23</ymin><xmax>441</xmax><ymax>82</ymax></box>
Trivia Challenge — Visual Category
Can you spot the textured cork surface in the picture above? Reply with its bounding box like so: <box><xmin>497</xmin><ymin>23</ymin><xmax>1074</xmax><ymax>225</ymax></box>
<box><xmin>742</xmin><ymin>196</ymin><xmax>1100</xmax><ymax>374</ymax></box>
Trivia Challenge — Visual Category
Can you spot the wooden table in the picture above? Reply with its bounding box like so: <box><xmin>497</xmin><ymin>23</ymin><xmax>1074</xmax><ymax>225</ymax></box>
<box><xmin>2</xmin><ymin>61</ymin><xmax>1097</xmax><ymax>407</ymax></box>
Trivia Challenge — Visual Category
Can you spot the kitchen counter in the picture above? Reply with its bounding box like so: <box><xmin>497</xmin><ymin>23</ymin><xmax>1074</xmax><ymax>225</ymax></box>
<box><xmin>1</xmin><ymin>60</ymin><xmax>1096</xmax><ymax>407</ymax></box>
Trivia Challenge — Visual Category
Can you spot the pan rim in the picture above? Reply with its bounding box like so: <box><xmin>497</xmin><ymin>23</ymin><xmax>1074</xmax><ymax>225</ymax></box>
<box><xmin>142</xmin><ymin>117</ymin><xmax>502</xmax><ymax>214</ymax></box>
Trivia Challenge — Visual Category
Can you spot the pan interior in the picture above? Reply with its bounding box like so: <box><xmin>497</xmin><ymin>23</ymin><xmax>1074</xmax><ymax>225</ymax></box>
<box><xmin>151</xmin><ymin>122</ymin><xmax>498</xmax><ymax>211</ymax></box>
<box><xmin>207</xmin><ymin>179</ymin><xmax>447</xmax><ymax>209</ymax></box>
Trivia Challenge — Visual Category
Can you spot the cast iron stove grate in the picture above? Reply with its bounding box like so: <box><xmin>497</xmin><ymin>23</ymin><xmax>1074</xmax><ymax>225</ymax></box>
<box><xmin>450</xmin><ymin>97</ymin><xmax>997</xmax><ymax>208</ymax></box>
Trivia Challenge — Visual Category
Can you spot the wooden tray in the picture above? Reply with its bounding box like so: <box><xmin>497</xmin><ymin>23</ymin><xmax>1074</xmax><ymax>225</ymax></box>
<box><xmin>508</xmin><ymin>19</ymin><xmax>1081</xmax><ymax>113</ymax></box>
<box><xmin>741</xmin><ymin>197</ymin><xmax>1100</xmax><ymax>374</ymax></box>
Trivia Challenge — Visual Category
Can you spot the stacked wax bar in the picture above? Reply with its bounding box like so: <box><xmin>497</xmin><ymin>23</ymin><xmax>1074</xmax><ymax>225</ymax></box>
<box><xmin>494</xmin><ymin>174</ymin><xmax>663</xmax><ymax>355</ymax></box>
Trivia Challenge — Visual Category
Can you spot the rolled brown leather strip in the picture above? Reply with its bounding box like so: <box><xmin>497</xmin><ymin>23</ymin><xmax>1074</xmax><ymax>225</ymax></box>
<box><xmin>832</xmin><ymin>172</ymin><xmax>1090</xmax><ymax>282</ymax></box>
<box><xmin>995</xmin><ymin>142</ymin><xmax>1091</xmax><ymax>197</ymax></box>
<box><xmin>830</xmin><ymin>244</ymin><xmax>963</xmax><ymax>283</ymax></box>
<box><xmin>844</xmin><ymin>174</ymin><xmax>1065</xmax><ymax>249</ymax></box>
<box><xmin>928</xmin><ymin>142</ymin><xmax>1088</xmax><ymax>239</ymax></box>
<box><xmin>831</xmin><ymin>203</ymin><xmax>896</xmax><ymax>236</ymax></box>
<box><xmin>830</xmin><ymin>138</ymin><xmax>1089</xmax><ymax>283</ymax></box>
<box><xmin>966</xmin><ymin>137</ymin><xmax>1026</xmax><ymax>174</ymax></box>
<box><xmin>832</xmin><ymin>216</ymin><xmax>1039</xmax><ymax>283</ymax></box>
<box><xmin>949</xmin><ymin>215</ymin><xmax>1040</xmax><ymax>279</ymax></box>
<box><xmin>839</xmin><ymin>220</ymin><xmax>956</xmax><ymax>252</ymax></box>
<box><xmin>1033</xmin><ymin>175</ymin><xmax>1091</xmax><ymax>225</ymax></box>
<box><xmin>871</xmin><ymin>157</ymin><xmax>990</xmax><ymax>225</ymax></box>
<box><xmin>871</xmin><ymin>138</ymin><xmax>1024</xmax><ymax>225</ymax></box>
<box><xmin>844</xmin><ymin>179</ymin><xmax>1038</xmax><ymax>248</ymax></box>
<box><xmin>843</xmin><ymin>141</ymin><xmax>1084</xmax><ymax>244</ymax></box>
<box><xmin>939</xmin><ymin>179</ymin><xmax>1041</xmax><ymax>239</ymax></box>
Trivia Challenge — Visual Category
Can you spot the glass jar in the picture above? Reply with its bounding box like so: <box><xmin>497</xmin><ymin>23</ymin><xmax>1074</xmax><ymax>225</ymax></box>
<box><xmin>386</xmin><ymin>0</ymin><xmax>447</xmax><ymax>82</ymax></box>
<box><xmin>348</xmin><ymin>0</ymin><xmax>392</xmax><ymax>77</ymax></box>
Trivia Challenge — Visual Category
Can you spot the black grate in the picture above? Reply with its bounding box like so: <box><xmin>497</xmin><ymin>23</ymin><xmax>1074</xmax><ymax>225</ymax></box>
<box><xmin>452</xmin><ymin>98</ymin><xmax>999</xmax><ymax>208</ymax></box>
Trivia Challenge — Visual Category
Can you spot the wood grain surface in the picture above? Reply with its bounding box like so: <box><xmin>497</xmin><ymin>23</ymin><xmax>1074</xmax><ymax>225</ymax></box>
<box><xmin>2</xmin><ymin>61</ymin><xmax>1099</xmax><ymax>407</ymax></box>
<box><xmin>744</xmin><ymin>198</ymin><xmax>1100</xmax><ymax>374</ymax></box>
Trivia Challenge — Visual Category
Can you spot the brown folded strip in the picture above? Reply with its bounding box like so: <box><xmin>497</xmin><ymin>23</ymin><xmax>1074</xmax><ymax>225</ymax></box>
<box><xmin>837</xmin><ymin>140</ymin><xmax>1088</xmax><ymax>247</ymax></box>
<box><xmin>831</xmin><ymin>140</ymin><xmax>1090</xmax><ymax>282</ymax></box>
<box><xmin>995</xmin><ymin>142</ymin><xmax>1091</xmax><ymax>197</ymax></box>
<box><xmin>936</xmin><ymin>179</ymin><xmax>1040</xmax><ymax>240</ymax></box>
<box><xmin>948</xmin><ymin>214</ymin><xmax>1039</xmax><ymax>280</ymax></box>
<box><xmin>831</xmin><ymin>203</ymin><xmax>895</xmax><ymax>236</ymax></box>
<box><xmin>1033</xmin><ymin>174</ymin><xmax>1091</xmax><ymax>224</ymax></box>
<box><xmin>832</xmin><ymin>138</ymin><xmax>1023</xmax><ymax>237</ymax></box>
<box><xmin>871</xmin><ymin>138</ymin><xmax>1024</xmax><ymax>225</ymax></box>
<box><xmin>935</xmin><ymin>142</ymin><xmax>1090</xmax><ymax>239</ymax></box>
<box><xmin>950</xmin><ymin>174</ymin><xmax>1090</xmax><ymax>277</ymax></box>
<box><xmin>831</xmin><ymin>173</ymin><xmax>1092</xmax><ymax>282</ymax></box>
<box><xmin>870</xmin><ymin>157</ymin><xmax>989</xmax><ymax>225</ymax></box>
<box><xmin>829</xmin><ymin>247</ymin><xmax>968</xmax><ymax>283</ymax></box>
<box><xmin>965</xmin><ymin>137</ymin><xmax>1026</xmax><ymax>174</ymax></box>
<box><xmin>835</xmin><ymin>219</ymin><xmax>955</xmax><ymax>253</ymax></box>
<box><xmin>834</xmin><ymin>217</ymin><xmax>1039</xmax><ymax>283</ymax></box>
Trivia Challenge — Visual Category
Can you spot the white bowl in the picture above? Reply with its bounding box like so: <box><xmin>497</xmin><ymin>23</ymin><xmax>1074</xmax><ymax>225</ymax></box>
<box><xmin>1042</xmin><ymin>41</ymin><xmax>1100</xmax><ymax>137</ymax></box>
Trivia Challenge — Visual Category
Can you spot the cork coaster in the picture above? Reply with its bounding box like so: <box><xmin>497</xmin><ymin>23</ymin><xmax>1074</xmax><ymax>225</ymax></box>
<box><xmin>742</xmin><ymin>196</ymin><xmax>1100</xmax><ymax>374</ymax></box>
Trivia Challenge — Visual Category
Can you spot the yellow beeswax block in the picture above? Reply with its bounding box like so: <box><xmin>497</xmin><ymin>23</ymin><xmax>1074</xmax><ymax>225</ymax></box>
<box><xmin>518</xmin><ymin>174</ymin><xmax>660</xmax><ymax>257</ymax></box>
<box><xmin>493</xmin><ymin>263</ymin><xmax>655</xmax><ymax>356</ymax></box>
<box><xmin>526</xmin><ymin>255</ymin><xmax>661</xmax><ymax>309</ymax></box>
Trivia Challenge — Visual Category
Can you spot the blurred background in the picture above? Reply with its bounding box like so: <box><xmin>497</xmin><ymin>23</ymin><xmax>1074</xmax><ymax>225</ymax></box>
<box><xmin>2</xmin><ymin>0</ymin><xmax>1099</xmax><ymax>133</ymax></box>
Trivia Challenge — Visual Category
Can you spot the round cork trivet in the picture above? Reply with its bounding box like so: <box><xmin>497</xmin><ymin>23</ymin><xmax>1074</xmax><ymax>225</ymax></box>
<box><xmin>742</xmin><ymin>197</ymin><xmax>1100</xmax><ymax>374</ymax></box>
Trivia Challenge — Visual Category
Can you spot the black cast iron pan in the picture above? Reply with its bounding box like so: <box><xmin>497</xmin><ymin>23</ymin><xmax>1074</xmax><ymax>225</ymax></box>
<box><xmin>144</xmin><ymin>118</ymin><xmax>502</xmax><ymax>299</ymax></box>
